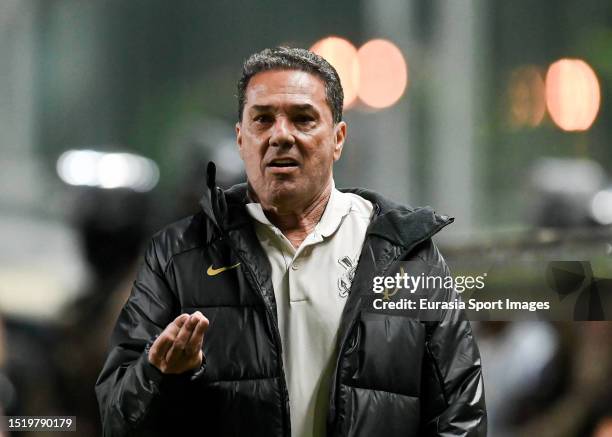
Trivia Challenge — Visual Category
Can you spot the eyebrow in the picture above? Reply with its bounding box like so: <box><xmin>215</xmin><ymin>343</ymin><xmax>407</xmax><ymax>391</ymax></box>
<box><xmin>249</xmin><ymin>104</ymin><xmax>318</xmax><ymax>113</ymax></box>
<box><xmin>291</xmin><ymin>104</ymin><xmax>317</xmax><ymax>112</ymax></box>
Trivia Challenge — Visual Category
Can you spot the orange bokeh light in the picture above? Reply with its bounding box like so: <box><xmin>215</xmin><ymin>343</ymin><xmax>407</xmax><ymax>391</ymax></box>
<box><xmin>545</xmin><ymin>58</ymin><xmax>601</xmax><ymax>132</ymax></box>
<box><xmin>357</xmin><ymin>39</ymin><xmax>408</xmax><ymax>109</ymax></box>
<box><xmin>310</xmin><ymin>37</ymin><xmax>359</xmax><ymax>108</ymax></box>
<box><xmin>593</xmin><ymin>418</ymin><xmax>612</xmax><ymax>437</ymax></box>
<box><xmin>507</xmin><ymin>66</ymin><xmax>546</xmax><ymax>128</ymax></box>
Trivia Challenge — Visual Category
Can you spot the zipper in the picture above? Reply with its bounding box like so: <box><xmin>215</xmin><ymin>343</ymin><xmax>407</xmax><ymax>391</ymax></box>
<box><xmin>328</xmin><ymin>202</ymin><xmax>382</xmax><ymax>435</ymax></box>
<box><xmin>228</xmin><ymin>240</ymin><xmax>292</xmax><ymax>437</ymax></box>
<box><xmin>207</xmin><ymin>170</ymin><xmax>290</xmax><ymax>434</ymax></box>
<box><xmin>330</xmin><ymin>212</ymin><xmax>453</xmax><ymax>435</ymax></box>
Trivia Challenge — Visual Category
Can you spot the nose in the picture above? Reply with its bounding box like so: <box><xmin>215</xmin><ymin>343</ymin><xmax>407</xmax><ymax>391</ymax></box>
<box><xmin>269</xmin><ymin>117</ymin><xmax>295</xmax><ymax>148</ymax></box>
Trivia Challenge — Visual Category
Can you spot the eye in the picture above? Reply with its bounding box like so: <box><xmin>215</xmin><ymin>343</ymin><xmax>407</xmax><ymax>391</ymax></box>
<box><xmin>293</xmin><ymin>114</ymin><xmax>315</xmax><ymax>124</ymax></box>
<box><xmin>254</xmin><ymin>114</ymin><xmax>273</xmax><ymax>124</ymax></box>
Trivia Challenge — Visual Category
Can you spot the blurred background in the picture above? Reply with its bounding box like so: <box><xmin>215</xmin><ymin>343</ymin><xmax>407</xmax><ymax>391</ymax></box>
<box><xmin>1</xmin><ymin>0</ymin><xmax>612</xmax><ymax>435</ymax></box>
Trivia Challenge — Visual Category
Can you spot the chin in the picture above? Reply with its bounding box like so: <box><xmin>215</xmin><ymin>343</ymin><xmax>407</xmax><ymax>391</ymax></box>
<box><xmin>268</xmin><ymin>185</ymin><xmax>305</xmax><ymax>208</ymax></box>
<box><xmin>269</xmin><ymin>188</ymin><xmax>297</xmax><ymax>204</ymax></box>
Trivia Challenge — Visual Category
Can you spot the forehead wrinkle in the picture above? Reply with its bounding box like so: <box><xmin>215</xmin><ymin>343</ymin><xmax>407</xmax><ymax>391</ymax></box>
<box><xmin>244</xmin><ymin>70</ymin><xmax>331</xmax><ymax>119</ymax></box>
<box><xmin>246</xmin><ymin>93</ymin><xmax>320</xmax><ymax>115</ymax></box>
<box><xmin>248</xmin><ymin>86</ymin><xmax>320</xmax><ymax>102</ymax></box>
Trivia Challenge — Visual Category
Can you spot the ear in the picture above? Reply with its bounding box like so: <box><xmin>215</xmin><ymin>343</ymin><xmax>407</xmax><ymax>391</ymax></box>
<box><xmin>236</xmin><ymin>122</ymin><xmax>244</xmax><ymax>159</ymax></box>
<box><xmin>332</xmin><ymin>121</ymin><xmax>347</xmax><ymax>161</ymax></box>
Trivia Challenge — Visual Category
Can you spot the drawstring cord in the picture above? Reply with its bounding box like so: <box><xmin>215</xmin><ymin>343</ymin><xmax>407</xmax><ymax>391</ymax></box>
<box><xmin>206</xmin><ymin>161</ymin><xmax>226</xmax><ymax>233</ymax></box>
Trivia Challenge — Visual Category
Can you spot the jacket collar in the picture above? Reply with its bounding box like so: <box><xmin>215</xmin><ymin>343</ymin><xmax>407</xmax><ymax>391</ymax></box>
<box><xmin>199</xmin><ymin>180</ymin><xmax>454</xmax><ymax>246</ymax></box>
<box><xmin>340</xmin><ymin>187</ymin><xmax>454</xmax><ymax>248</ymax></box>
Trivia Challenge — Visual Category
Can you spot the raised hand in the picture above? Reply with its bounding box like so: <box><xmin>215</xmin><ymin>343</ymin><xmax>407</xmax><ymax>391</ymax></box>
<box><xmin>148</xmin><ymin>311</ymin><xmax>209</xmax><ymax>374</ymax></box>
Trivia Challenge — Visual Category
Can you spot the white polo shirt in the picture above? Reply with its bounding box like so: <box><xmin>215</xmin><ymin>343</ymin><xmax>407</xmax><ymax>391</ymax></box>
<box><xmin>245</xmin><ymin>183</ymin><xmax>374</xmax><ymax>437</ymax></box>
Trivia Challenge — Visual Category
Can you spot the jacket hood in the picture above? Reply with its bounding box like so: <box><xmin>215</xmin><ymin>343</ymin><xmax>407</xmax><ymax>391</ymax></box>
<box><xmin>200</xmin><ymin>162</ymin><xmax>454</xmax><ymax>248</ymax></box>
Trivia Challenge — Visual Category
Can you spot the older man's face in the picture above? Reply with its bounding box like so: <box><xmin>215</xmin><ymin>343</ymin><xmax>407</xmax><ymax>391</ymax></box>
<box><xmin>236</xmin><ymin>69</ymin><xmax>346</xmax><ymax>210</ymax></box>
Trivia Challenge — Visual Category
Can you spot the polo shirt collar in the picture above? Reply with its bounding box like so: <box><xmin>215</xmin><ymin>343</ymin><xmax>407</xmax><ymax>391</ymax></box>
<box><xmin>245</xmin><ymin>180</ymin><xmax>352</xmax><ymax>241</ymax></box>
<box><xmin>315</xmin><ymin>181</ymin><xmax>352</xmax><ymax>238</ymax></box>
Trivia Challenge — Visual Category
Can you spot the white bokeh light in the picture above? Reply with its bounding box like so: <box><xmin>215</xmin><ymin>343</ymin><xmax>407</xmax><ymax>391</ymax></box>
<box><xmin>56</xmin><ymin>149</ymin><xmax>159</xmax><ymax>192</ymax></box>
<box><xmin>591</xmin><ymin>190</ymin><xmax>612</xmax><ymax>225</ymax></box>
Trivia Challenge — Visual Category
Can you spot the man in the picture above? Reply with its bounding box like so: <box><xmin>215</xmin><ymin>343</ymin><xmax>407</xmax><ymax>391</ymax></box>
<box><xmin>96</xmin><ymin>47</ymin><xmax>487</xmax><ymax>436</ymax></box>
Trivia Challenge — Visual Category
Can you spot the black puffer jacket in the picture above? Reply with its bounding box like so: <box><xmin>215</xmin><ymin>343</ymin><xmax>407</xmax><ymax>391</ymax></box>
<box><xmin>95</xmin><ymin>174</ymin><xmax>487</xmax><ymax>436</ymax></box>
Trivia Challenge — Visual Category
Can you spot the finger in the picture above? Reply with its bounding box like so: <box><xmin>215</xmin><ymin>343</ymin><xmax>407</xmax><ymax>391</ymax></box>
<box><xmin>165</xmin><ymin>313</ymin><xmax>199</xmax><ymax>362</ymax></box>
<box><xmin>185</xmin><ymin>311</ymin><xmax>208</xmax><ymax>344</ymax></box>
<box><xmin>188</xmin><ymin>311</ymin><xmax>208</xmax><ymax>327</ymax></box>
<box><xmin>168</xmin><ymin>313</ymin><xmax>189</xmax><ymax>336</ymax></box>
<box><xmin>149</xmin><ymin>333</ymin><xmax>174</xmax><ymax>364</ymax></box>
<box><xmin>186</xmin><ymin>316</ymin><xmax>209</xmax><ymax>356</ymax></box>
<box><xmin>150</xmin><ymin>314</ymin><xmax>189</xmax><ymax>363</ymax></box>
<box><xmin>163</xmin><ymin>313</ymin><xmax>189</xmax><ymax>342</ymax></box>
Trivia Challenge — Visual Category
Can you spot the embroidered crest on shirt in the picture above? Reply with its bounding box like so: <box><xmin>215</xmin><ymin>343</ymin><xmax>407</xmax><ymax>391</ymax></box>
<box><xmin>337</xmin><ymin>255</ymin><xmax>358</xmax><ymax>298</ymax></box>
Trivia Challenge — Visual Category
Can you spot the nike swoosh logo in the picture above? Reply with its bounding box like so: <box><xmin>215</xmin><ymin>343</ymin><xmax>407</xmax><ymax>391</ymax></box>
<box><xmin>206</xmin><ymin>262</ymin><xmax>241</xmax><ymax>276</ymax></box>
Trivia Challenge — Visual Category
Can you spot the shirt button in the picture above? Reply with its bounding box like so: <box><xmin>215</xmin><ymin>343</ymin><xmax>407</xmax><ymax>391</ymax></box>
<box><xmin>291</xmin><ymin>264</ymin><xmax>299</xmax><ymax>271</ymax></box>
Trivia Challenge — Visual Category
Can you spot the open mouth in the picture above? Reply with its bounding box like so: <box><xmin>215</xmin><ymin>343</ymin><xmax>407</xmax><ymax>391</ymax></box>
<box><xmin>268</xmin><ymin>159</ymin><xmax>299</xmax><ymax>168</ymax></box>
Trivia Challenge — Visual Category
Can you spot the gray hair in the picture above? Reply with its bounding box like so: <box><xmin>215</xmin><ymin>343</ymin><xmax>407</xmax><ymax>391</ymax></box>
<box><xmin>237</xmin><ymin>47</ymin><xmax>344</xmax><ymax>123</ymax></box>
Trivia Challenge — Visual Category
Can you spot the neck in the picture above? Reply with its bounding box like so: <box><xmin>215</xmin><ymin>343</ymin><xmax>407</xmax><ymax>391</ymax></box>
<box><xmin>256</xmin><ymin>180</ymin><xmax>333</xmax><ymax>249</ymax></box>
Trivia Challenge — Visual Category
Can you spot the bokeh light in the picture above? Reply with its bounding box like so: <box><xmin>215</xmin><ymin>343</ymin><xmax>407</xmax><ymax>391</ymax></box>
<box><xmin>545</xmin><ymin>58</ymin><xmax>601</xmax><ymax>132</ymax></box>
<box><xmin>591</xmin><ymin>189</ymin><xmax>612</xmax><ymax>225</ymax></box>
<box><xmin>593</xmin><ymin>417</ymin><xmax>612</xmax><ymax>437</ymax></box>
<box><xmin>57</xmin><ymin>150</ymin><xmax>160</xmax><ymax>192</ymax></box>
<box><xmin>507</xmin><ymin>66</ymin><xmax>546</xmax><ymax>128</ymax></box>
<box><xmin>357</xmin><ymin>39</ymin><xmax>408</xmax><ymax>109</ymax></box>
<box><xmin>310</xmin><ymin>37</ymin><xmax>359</xmax><ymax>108</ymax></box>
